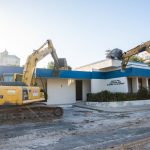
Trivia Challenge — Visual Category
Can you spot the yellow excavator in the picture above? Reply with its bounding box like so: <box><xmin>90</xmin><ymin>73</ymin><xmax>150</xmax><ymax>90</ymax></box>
<box><xmin>0</xmin><ymin>39</ymin><xmax>68</xmax><ymax>122</ymax></box>
<box><xmin>121</xmin><ymin>40</ymin><xmax>150</xmax><ymax>70</ymax></box>
<box><xmin>107</xmin><ymin>40</ymin><xmax>150</xmax><ymax>70</ymax></box>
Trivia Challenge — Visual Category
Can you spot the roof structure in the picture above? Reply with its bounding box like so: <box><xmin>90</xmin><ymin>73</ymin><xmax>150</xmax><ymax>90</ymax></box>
<box><xmin>0</xmin><ymin>64</ymin><xmax>150</xmax><ymax>79</ymax></box>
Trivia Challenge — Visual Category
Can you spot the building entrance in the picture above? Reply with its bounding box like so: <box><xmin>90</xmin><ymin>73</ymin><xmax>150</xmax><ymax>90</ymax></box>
<box><xmin>76</xmin><ymin>80</ymin><xmax>83</xmax><ymax>101</ymax></box>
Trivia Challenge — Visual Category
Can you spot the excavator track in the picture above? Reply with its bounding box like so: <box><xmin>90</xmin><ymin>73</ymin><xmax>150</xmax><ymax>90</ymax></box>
<box><xmin>0</xmin><ymin>103</ymin><xmax>63</xmax><ymax>124</ymax></box>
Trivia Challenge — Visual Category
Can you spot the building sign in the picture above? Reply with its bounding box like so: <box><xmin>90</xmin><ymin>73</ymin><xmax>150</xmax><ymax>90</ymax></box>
<box><xmin>107</xmin><ymin>80</ymin><xmax>125</xmax><ymax>86</ymax></box>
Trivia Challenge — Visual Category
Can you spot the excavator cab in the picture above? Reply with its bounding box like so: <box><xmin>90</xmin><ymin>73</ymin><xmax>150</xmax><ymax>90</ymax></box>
<box><xmin>2</xmin><ymin>73</ymin><xmax>22</xmax><ymax>82</ymax></box>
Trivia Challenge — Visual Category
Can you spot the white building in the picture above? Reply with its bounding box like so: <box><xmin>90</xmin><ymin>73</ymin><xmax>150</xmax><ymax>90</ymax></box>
<box><xmin>0</xmin><ymin>59</ymin><xmax>150</xmax><ymax>105</ymax></box>
<box><xmin>39</xmin><ymin>59</ymin><xmax>150</xmax><ymax>104</ymax></box>
<box><xmin>0</xmin><ymin>50</ymin><xmax>20</xmax><ymax>66</ymax></box>
<box><xmin>76</xmin><ymin>59</ymin><xmax>150</xmax><ymax>93</ymax></box>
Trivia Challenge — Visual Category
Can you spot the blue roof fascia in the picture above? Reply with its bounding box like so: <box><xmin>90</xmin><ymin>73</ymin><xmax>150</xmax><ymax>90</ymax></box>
<box><xmin>0</xmin><ymin>66</ymin><xmax>23</xmax><ymax>75</ymax></box>
<box><xmin>104</xmin><ymin>67</ymin><xmax>150</xmax><ymax>79</ymax></box>
<box><xmin>91</xmin><ymin>71</ymin><xmax>105</xmax><ymax>79</ymax></box>
<box><xmin>59</xmin><ymin>70</ymin><xmax>92</xmax><ymax>79</ymax></box>
<box><xmin>36</xmin><ymin>69</ymin><xmax>106</xmax><ymax>79</ymax></box>
<box><xmin>0</xmin><ymin>66</ymin><xmax>94</xmax><ymax>79</ymax></box>
<box><xmin>36</xmin><ymin>69</ymin><xmax>92</xmax><ymax>79</ymax></box>
<box><xmin>129</xmin><ymin>67</ymin><xmax>150</xmax><ymax>77</ymax></box>
<box><xmin>104</xmin><ymin>68</ymin><xmax>133</xmax><ymax>79</ymax></box>
<box><xmin>1</xmin><ymin>66</ymin><xmax>150</xmax><ymax>79</ymax></box>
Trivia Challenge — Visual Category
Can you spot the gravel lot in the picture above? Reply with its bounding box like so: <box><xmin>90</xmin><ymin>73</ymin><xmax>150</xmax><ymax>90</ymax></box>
<box><xmin>1</xmin><ymin>104</ymin><xmax>150</xmax><ymax>150</ymax></box>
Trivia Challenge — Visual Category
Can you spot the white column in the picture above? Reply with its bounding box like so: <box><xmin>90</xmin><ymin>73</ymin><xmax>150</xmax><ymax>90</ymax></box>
<box><xmin>82</xmin><ymin>80</ymin><xmax>91</xmax><ymax>101</ymax></box>
<box><xmin>132</xmin><ymin>77</ymin><xmax>138</xmax><ymax>93</ymax></box>
<box><xmin>142</xmin><ymin>78</ymin><xmax>148</xmax><ymax>90</ymax></box>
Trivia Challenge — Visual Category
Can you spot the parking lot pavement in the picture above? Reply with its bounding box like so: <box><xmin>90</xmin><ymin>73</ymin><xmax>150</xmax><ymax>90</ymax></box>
<box><xmin>0</xmin><ymin>105</ymin><xmax>150</xmax><ymax>150</ymax></box>
<box><xmin>74</xmin><ymin>101</ymin><xmax>150</xmax><ymax>112</ymax></box>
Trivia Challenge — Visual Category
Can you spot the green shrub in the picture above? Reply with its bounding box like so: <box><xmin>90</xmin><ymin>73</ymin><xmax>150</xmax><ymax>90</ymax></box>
<box><xmin>137</xmin><ymin>87</ymin><xmax>149</xmax><ymax>99</ymax></box>
<box><xmin>87</xmin><ymin>89</ymin><xmax>150</xmax><ymax>102</ymax></box>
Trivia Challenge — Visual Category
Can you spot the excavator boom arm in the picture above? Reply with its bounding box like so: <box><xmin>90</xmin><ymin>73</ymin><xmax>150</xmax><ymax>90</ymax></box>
<box><xmin>22</xmin><ymin>40</ymin><xmax>60</xmax><ymax>86</ymax></box>
<box><xmin>121</xmin><ymin>40</ymin><xmax>150</xmax><ymax>70</ymax></box>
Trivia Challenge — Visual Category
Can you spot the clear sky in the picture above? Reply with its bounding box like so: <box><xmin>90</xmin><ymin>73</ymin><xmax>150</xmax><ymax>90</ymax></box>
<box><xmin>0</xmin><ymin>0</ymin><xmax>150</xmax><ymax>68</ymax></box>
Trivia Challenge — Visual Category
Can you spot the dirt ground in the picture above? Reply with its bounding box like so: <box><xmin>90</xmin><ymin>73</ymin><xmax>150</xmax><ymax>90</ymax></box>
<box><xmin>1</xmin><ymin>105</ymin><xmax>150</xmax><ymax>150</ymax></box>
